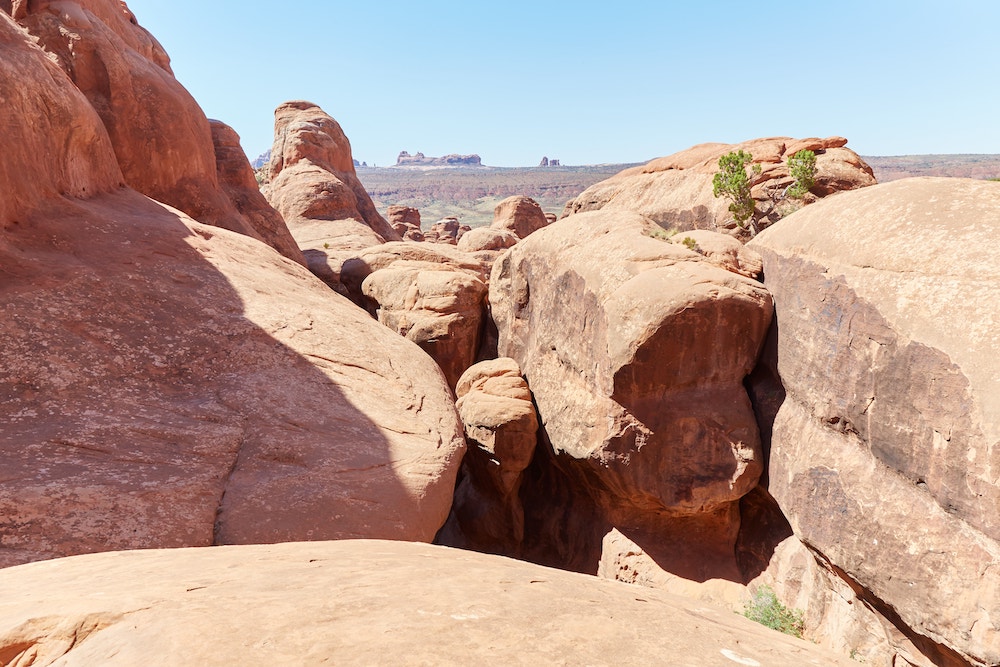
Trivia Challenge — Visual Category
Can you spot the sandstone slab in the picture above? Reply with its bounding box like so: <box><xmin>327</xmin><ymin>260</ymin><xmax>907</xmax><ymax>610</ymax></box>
<box><xmin>0</xmin><ymin>540</ymin><xmax>856</xmax><ymax>666</ymax></box>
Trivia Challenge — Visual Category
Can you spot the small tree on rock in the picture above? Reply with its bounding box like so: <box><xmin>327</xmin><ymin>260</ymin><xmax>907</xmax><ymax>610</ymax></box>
<box><xmin>712</xmin><ymin>150</ymin><xmax>761</xmax><ymax>228</ymax></box>
<box><xmin>787</xmin><ymin>149</ymin><xmax>817</xmax><ymax>198</ymax></box>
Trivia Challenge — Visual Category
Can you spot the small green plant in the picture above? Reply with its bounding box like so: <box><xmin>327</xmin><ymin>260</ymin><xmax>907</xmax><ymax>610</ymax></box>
<box><xmin>787</xmin><ymin>150</ymin><xmax>817</xmax><ymax>198</ymax></box>
<box><xmin>988</xmin><ymin>177</ymin><xmax>1000</xmax><ymax>182</ymax></box>
<box><xmin>712</xmin><ymin>150</ymin><xmax>760</xmax><ymax>227</ymax></box>
<box><xmin>742</xmin><ymin>585</ymin><xmax>804</xmax><ymax>638</ymax></box>
<box><xmin>323</xmin><ymin>242</ymin><xmax>330</xmax><ymax>249</ymax></box>
<box><xmin>647</xmin><ymin>227</ymin><xmax>671</xmax><ymax>240</ymax></box>
<box><xmin>681</xmin><ymin>236</ymin><xmax>698</xmax><ymax>251</ymax></box>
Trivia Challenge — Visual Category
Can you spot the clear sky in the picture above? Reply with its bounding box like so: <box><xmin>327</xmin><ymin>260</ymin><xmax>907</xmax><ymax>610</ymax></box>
<box><xmin>124</xmin><ymin>0</ymin><xmax>999</xmax><ymax>167</ymax></box>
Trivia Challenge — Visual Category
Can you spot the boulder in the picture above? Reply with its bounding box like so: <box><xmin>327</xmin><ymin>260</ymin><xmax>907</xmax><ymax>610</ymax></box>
<box><xmin>492</xmin><ymin>195</ymin><xmax>549</xmax><ymax>239</ymax></box>
<box><xmin>209</xmin><ymin>119</ymin><xmax>304</xmax><ymax>265</ymax></box>
<box><xmin>456</xmin><ymin>226</ymin><xmax>520</xmax><ymax>252</ymax></box>
<box><xmin>563</xmin><ymin>137</ymin><xmax>876</xmax><ymax>232</ymax></box>
<box><xmin>749</xmin><ymin>177</ymin><xmax>1000</xmax><ymax>666</ymax></box>
<box><xmin>427</xmin><ymin>217</ymin><xmax>461</xmax><ymax>244</ymax></box>
<box><xmin>438</xmin><ymin>359</ymin><xmax>539</xmax><ymax>554</ymax></box>
<box><xmin>0</xmin><ymin>540</ymin><xmax>857</xmax><ymax>666</ymax></box>
<box><xmin>668</xmin><ymin>229</ymin><xmax>763</xmax><ymax>279</ymax></box>
<box><xmin>490</xmin><ymin>210</ymin><xmax>773</xmax><ymax>578</ymax></box>
<box><xmin>362</xmin><ymin>266</ymin><xmax>488</xmax><ymax>388</ymax></box>
<box><xmin>386</xmin><ymin>205</ymin><xmax>422</xmax><ymax>240</ymax></box>
<box><xmin>266</xmin><ymin>101</ymin><xmax>400</xmax><ymax>282</ymax></box>
<box><xmin>6</xmin><ymin>0</ymin><xmax>299</xmax><ymax>258</ymax></box>
<box><xmin>0</xmin><ymin>13</ymin><xmax>464</xmax><ymax>567</ymax></box>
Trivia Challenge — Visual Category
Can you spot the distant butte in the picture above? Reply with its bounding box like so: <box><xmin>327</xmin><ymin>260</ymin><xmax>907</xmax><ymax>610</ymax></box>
<box><xmin>396</xmin><ymin>151</ymin><xmax>482</xmax><ymax>167</ymax></box>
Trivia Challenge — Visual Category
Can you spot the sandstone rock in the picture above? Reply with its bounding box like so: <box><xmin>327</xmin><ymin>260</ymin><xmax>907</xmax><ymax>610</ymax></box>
<box><xmin>457</xmin><ymin>226</ymin><xmax>520</xmax><ymax>252</ymax></box>
<box><xmin>0</xmin><ymin>11</ymin><xmax>122</xmax><ymax>224</ymax></box>
<box><xmin>490</xmin><ymin>210</ymin><xmax>773</xmax><ymax>577</ymax></box>
<box><xmin>668</xmin><ymin>229</ymin><xmax>763</xmax><ymax>279</ymax></box>
<box><xmin>428</xmin><ymin>216</ymin><xmax>461</xmax><ymax>244</ymax></box>
<box><xmin>544</xmin><ymin>212</ymin><xmax>557</xmax><ymax>223</ymax></box>
<box><xmin>492</xmin><ymin>195</ymin><xmax>549</xmax><ymax>239</ymax></box>
<box><xmin>396</xmin><ymin>151</ymin><xmax>482</xmax><ymax>167</ymax></box>
<box><xmin>209</xmin><ymin>119</ymin><xmax>304</xmax><ymax>265</ymax></box>
<box><xmin>386</xmin><ymin>204</ymin><xmax>421</xmax><ymax>230</ymax></box>
<box><xmin>266</xmin><ymin>101</ymin><xmax>400</xmax><ymax>252</ymax></box>
<box><xmin>438</xmin><ymin>359</ymin><xmax>539</xmax><ymax>554</ymax></box>
<box><xmin>362</xmin><ymin>266</ymin><xmax>488</xmax><ymax>388</ymax></box>
<box><xmin>7</xmin><ymin>0</ymin><xmax>292</xmax><ymax>253</ymax></box>
<box><xmin>563</xmin><ymin>137</ymin><xmax>876</xmax><ymax>232</ymax></box>
<box><xmin>749</xmin><ymin>178</ymin><xmax>1000</xmax><ymax>666</ymax></box>
<box><xmin>0</xmin><ymin>20</ymin><xmax>464</xmax><ymax>566</ymax></box>
<box><xmin>0</xmin><ymin>540</ymin><xmax>856</xmax><ymax>666</ymax></box>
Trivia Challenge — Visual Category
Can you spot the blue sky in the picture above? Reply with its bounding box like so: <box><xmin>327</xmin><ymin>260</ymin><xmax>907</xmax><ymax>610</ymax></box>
<box><xmin>124</xmin><ymin>0</ymin><xmax>999</xmax><ymax>167</ymax></box>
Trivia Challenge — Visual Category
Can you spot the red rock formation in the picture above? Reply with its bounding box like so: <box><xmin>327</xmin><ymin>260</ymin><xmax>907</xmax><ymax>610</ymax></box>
<box><xmin>387</xmin><ymin>205</ymin><xmax>422</xmax><ymax>240</ymax></box>
<box><xmin>491</xmin><ymin>195</ymin><xmax>550</xmax><ymax>239</ymax></box>
<box><xmin>457</xmin><ymin>227</ymin><xmax>520</xmax><ymax>252</ymax></box>
<box><xmin>210</xmin><ymin>119</ymin><xmax>304</xmax><ymax>265</ymax></box>
<box><xmin>438</xmin><ymin>359</ymin><xmax>539</xmax><ymax>554</ymax></box>
<box><xmin>749</xmin><ymin>178</ymin><xmax>1000</xmax><ymax>666</ymax></box>
<box><xmin>0</xmin><ymin>10</ymin><xmax>463</xmax><ymax>567</ymax></box>
<box><xmin>5</xmin><ymin>0</ymin><xmax>301</xmax><ymax>259</ymax></box>
<box><xmin>563</xmin><ymin>137</ymin><xmax>876</xmax><ymax>233</ymax></box>
<box><xmin>490</xmin><ymin>210</ymin><xmax>773</xmax><ymax>578</ymax></box>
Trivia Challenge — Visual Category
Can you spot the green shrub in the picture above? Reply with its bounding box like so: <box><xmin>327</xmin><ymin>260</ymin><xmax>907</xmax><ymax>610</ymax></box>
<box><xmin>681</xmin><ymin>236</ymin><xmax>698</xmax><ymax>251</ymax></box>
<box><xmin>787</xmin><ymin>150</ymin><xmax>817</xmax><ymax>198</ymax></box>
<box><xmin>742</xmin><ymin>585</ymin><xmax>804</xmax><ymax>638</ymax></box>
<box><xmin>712</xmin><ymin>150</ymin><xmax>760</xmax><ymax>227</ymax></box>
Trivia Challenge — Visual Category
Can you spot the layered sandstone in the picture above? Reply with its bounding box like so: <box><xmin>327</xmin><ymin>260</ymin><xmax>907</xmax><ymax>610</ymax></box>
<box><xmin>490</xmin><ymin>210</ymin><xmax>773</xmax><ymax>577</ymax></box>
<box><xmin>749</xmin><ymin>178</ymin><xmax>1000</xmax><ymax>666</ymax></box>
<box><xmin>491</xmin><ymin>195</ymin><xmax>550</xmax><ymax>239</ymax></box>
<box><xmin>0</xmin><ymin>540</ymin><xmax>856</xmax><ymax>666</ymax></box>
<box><xmin>563</xmin><ymin>137</ymin><xmax>875</xmax><ymax>232</ymax></box>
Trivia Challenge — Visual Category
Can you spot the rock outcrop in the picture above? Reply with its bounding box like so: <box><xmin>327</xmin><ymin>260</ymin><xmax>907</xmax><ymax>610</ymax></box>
<box><xmin>563</xmin><ymin>137</ymin><xmax>876</xmax><ymax>232</ymax></box>
<box><xmin>397</xmin><ymin>151</ymin><xmax>483</xmax><ymax>167</ymax></box>
<box><xmin>0</xmin><ymin>540</ymin><xmax>856</xmax><ymax>666</ymax></box>
<box><xmin>456</xmin><ymin>226</ymin><xmax>520</xmax><ymax>252</ymax></box>
<box><xmin>490</xmin><ymin>210</ymin><xmax>773</xmax><ymax>577</ymax></box>
<box><xmin>491</xmin><ymin>195</ymin><xmax>550</xmax><ymax>239</ymax></box>
<box><xmin>749</xmin><ymin>178</ymin><xmax>1000</xmax><ymax>667</ymax></box>
<box><xmin>266</xmin><ymin>101</ymin><xmax>400</xmax><ymax>282</ymax></box>
<box><xmin>425</xmin><ymin>217</ymin><xmax>462</xmax><ymax>244</ymax></box>
<box><xmin>386</xmin><ymin>204</ymin><xmax>423</xmax><ymax>240</ymax></box>
<box><xmin>438</xmin><ymin>359</ymin><xmax>539</xmax><ymax>554</ymax></box>
<box><xmin>5</xmin><ymin>0</ymin><xmax>301</xmax><ymax>260</ymax></box>
<box><xmin>0</xmin><ymin>9</ymin><xmax>463</xmax><ymax>568</ymax></box>
<box><xmin>668</xmin><ymin>229</ymin><xmax>763</xmax><ymax>279</ymax></box>
<box><xmin>210</xmin><ymin>120</ymin><xmax>304</xmax><ymax>265</ymax></box>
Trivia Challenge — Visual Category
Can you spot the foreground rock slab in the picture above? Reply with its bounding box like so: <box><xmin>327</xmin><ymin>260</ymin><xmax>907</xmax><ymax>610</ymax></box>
<box><xmin>0</xmin><ymin>540</ymin><xmax>855</xmax><ymax>667</ymax></box>
<box><xmin>750</xmin><ymin>177</ymin><xmax>1000</xmax><ymax>666</ymax></box>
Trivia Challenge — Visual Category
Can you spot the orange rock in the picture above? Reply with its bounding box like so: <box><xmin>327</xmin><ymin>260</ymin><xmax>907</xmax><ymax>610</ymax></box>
<box><xmin>491</xmin><ymin>195</ymin><xmax>549</xmax><ymax>239</ymax></box>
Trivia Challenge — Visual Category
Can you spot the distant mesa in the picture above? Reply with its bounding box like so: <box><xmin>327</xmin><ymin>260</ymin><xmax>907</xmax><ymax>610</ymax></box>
<box><xmin>538</xmin><ymin>156</ymin><xmax>560</xmax><ymax>167</ymax></box>
<box><xmin>397</xmin><ymin>151</ymin><xmax>482</xmax><ymax>167</ymax></box>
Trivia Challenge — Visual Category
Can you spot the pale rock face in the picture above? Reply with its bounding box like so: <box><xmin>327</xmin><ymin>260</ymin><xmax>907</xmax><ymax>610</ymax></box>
<box><xmin>456</xmin><ymin>226</ymin><xmax>520</xmax><ymax>252</ymax></box>
<box><xmin>749</xmin><ymin>177</ymin><xmax>1000</xmax><ymax>667</ymax></box>
<box><xmin>438</xmin><ymin>358</ymin><xmax>539</xmax><ymax>554</ymax></box>
<box><xmin>668</xmin><ymin>229</ymin><xmax>763</xmax><ymax>279</ymax></box>
<box><xmin>491</xmin><ymin>195</ymin><xmax>550</xmax><ymax>239</ymax></box>
<box><xmin>362</xmin><ymin>266</ymin><xmax>488</xmax><ymax>388</ymax></box>
<box><xmin>490</xmin><ymin>210</ymin><xmax>773</xmax><ymax>577</ymax></box>
<box><xmin>563</xmin><ymin>136</ymin><xmax>875</xmax><ymax>231</ymax></box>
<box><xmin>0</xmin><ymin>13</ymin><xmax>464</xmax><ymax>566</ymax></box>
<box><xmin>6</xmin><ymin>0</ymin><xmax>289</xmax><ymax>249</ymax></box>
<box><xmin>0</xmin><ymin>540</ymin><xmax>858</xmax><ymax>667</ymax></box>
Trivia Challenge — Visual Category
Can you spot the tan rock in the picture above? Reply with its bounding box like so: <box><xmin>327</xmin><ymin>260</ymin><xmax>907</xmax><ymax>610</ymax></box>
<box><xmin>492</xmin><ymin>195</ymin><xmax>549</xmax><ymax>238</ymax></box>
<box><xmin>749</xmin><ymin>177</ymin><xmax>1000</xmax><ymax>666</ymax></box>
<box><xmin>669</xmin><ymin>229</ymin><xmax>763</xmax><ymax>279</ymax></box>
<box><xmin>362</xmin><ymin>266</ymin><xmax>488</xmax><ymax>388</ymax></box>
<box><xmin>0</xmin><ymin>540</ymin><xmax>857</xmax><ymax>666</ymax></box>
<box><xmin>490</xmin><ymin>210</ymin><xmax>773</xmax><ymax>577</ymax></box>
<box><xmin>563</xmin><ymin>137</ymin><xmax>875</xmax><ymax>233</ymax></box>
<box><xmin>209</xmin><ymin>119</ymin><xmax>304</xmax><ymax>265</ymax></box>
<box><xmin>456</xmin><ymin>226</ymin><xmax>520</xmax><ymax>252</ymax></box>
<box><xmin>386</xmin><ymin>204</ymin><xmax>421</xmax><ymax>229</ymax></box>
<box><xmin>8</xmin><ymin>0</ymin><xmax>289</xmax><ymax>252</ymax></box>
<box><xmin>439</xmin><ymin>359</ymin><xmax>539</xmax><ymax>554</ymax></box>
<box><xmin>428</xmin><ymin>216</ymin><xmax>461</xmax><ymax>244</ymax></box>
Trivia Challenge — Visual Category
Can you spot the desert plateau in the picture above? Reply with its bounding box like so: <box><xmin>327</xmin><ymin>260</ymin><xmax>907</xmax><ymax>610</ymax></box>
<box><xmin>1</xmin><ymin>2</ymin><xmax>999</xmax><ymax>666</ymax></box>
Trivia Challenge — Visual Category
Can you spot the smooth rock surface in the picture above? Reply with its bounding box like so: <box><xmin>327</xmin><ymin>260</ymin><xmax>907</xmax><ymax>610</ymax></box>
<box><xmin>491</xmin><ymin>195</ymin><xmax>550</xmax><ymax>239</ymax></box>
<box><xmin>750</xmin><ymin>177</ymin><xmax>1000</xmax><ymax>667</ymax></box>
<box><xmin>0</xmin><ymin>540</ymin><xmax>856</xmax><ymax>667</ymax></box>
<box><xmin>563</xmin><ymin>137</ymin><xmax>875</xmax><ymax>232</ymax></box>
